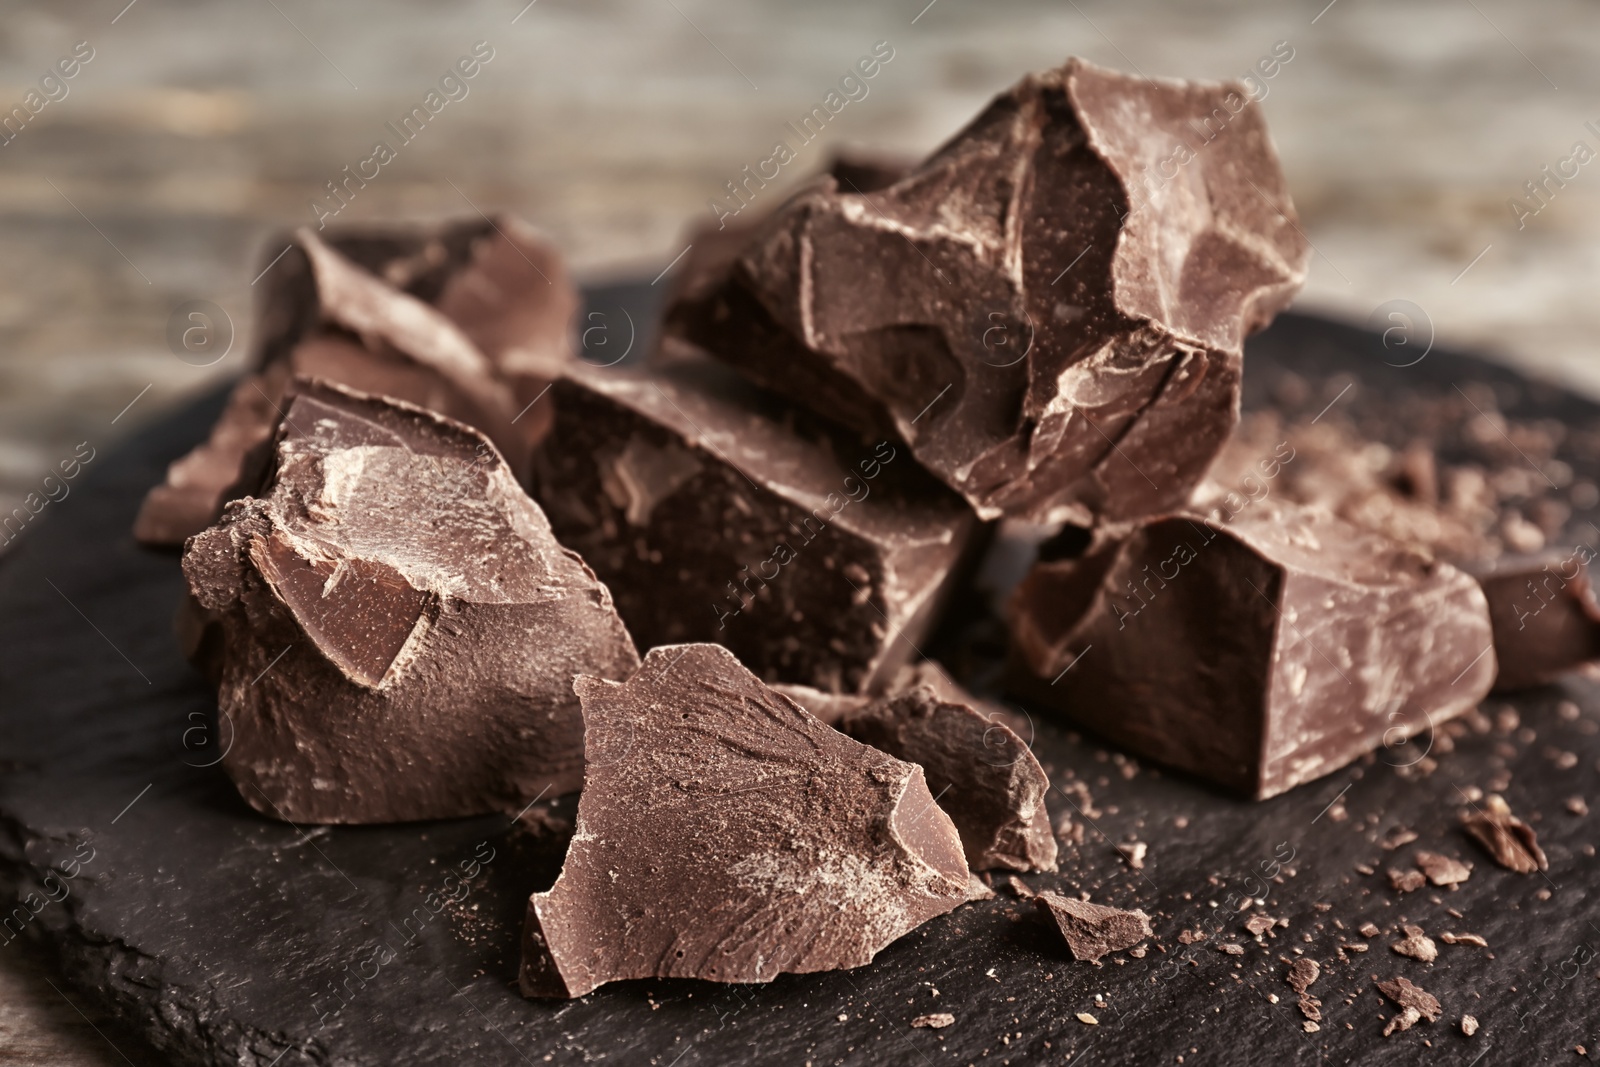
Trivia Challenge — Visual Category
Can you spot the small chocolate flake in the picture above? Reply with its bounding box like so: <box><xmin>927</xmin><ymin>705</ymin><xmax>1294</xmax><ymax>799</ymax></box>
<box><xmin>1298</xmin><ymin>994</ymin><xmax>1322</xmax><ymax>1022</ymax></box>
<box><xmin>1568</xmin><ymin>796</ymin><xmax>1589</xmax><ymax>816</ymax></box>
<box><xmin>1216</xmin><ymin>942</ymin><xmax>1245</xmax><ymax>956</ymax></box>
<box><xmin>911</xmin><ymin>1013</ymin><xmax>955</xmax><ymax>1029</ymax></box>
<box><xmin>1178</xmin><ymin>928</ymin><xmax>1207</xmax><ymax>945</ymax></box>
<box><xmin>1077</xmin><ymin>1012</ymin><xmax>1099</xmax><ymax>1025</ymax></box>
<box><xmin>1392</xmin><ymin>925</ymin><xmax>1438</xmax><ymax>963</ymax></box>
<box><xmin>1375</xmin><ymin>976</ymin><xmax>1441</xmax><ymax>1025</ymax></box>
<box><xmin>1387</xmin><ymin>868</ymin><xmax>1427</xmax><ymax>893</ymax></box>
<box><xmin>1303</xmin><ymin>1020</ymin><xmax>1321</xmax><ymax>1033</ymax></box>
<box><xmin>1359</xmin><ymin>922</ymin><xmax>1381</xmax><ymax>938</ymax></box>
<box><xmin>1340</xmin><ymin>942</ymin><xmax>1370</xmax><ymax>953</ymax></box>
<box><xmin>1286</xmin><ymin>958</ymin><xmax>1321</xmax><ymax>994</ymax></box>
<box><xmin>1414</xmin><ymin>851</ymin><xmax>1473</xmax><ymax>887</ymax></box>
<box><xmin>1355</xmin><ymin>863</ymin><xmax>1376</xmax><ymax>876</ymax></box>
<box><xmin>1118</xmin><ymin>841</ymin><xmax>1148</xmax><ymax>869</ymax></box>
<box><xmin>1244</xmin><ymin>914</ymin><xmax>1276</xmax><ymax>938</ymax></box>
<box><xmin>1384</xmin><ymin>1007</ymin><xmax>1423</xmax><ymax>1036</ymax></box>
<box><xmin>1381</xmin><ymin>827</ymin><xmax>1420</xmax><ymax>851</ymax></box>
<box><xmin>1461</xmin><ymin>1014</ymin><xmax>1478</xmax><ymax>1036</ymax></box>
<box><xmin>1463</xmin><ymin>795</ymin><xmax>1549</xmax><ymax>873</ymax></box>
<box><xmin>1439</xmin><ymin>932</ymin><xmax>1488</xmax><ymax>948</ymax></box>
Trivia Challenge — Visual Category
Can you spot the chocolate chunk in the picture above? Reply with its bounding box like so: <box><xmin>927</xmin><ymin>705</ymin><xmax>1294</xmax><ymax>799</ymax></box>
<box><xmin>1463</xmin><ymin>550</ymin><xmax>1600</xmax><ymax>690</ymax></box>
<box><xmin>1413</xmin><ymin>851</ymin><xmax>1472</xmax><ymax>887</ymax></box>
<box><xmin>1386</xmin><ymin>868</ymin><xmax>1426</xmax><ymax>894</ymax></box>
<box><xmin>1244</xmin><ymin>914</ymin><xmax>1275</xmax><ymax>938</ymax></box>
<box><xmin>839</xmin><ymin>667</ymin><xmax>1057</xmax><ymax>873</ymax></box>
<box><xmin>1286</xmin><ymin>958</ymin><xmax>1320</xmax><ymax>994</ymax></box>
<box><xmin>665</xmin><ymin>57</ymin><xmax>1308</xmax><ymax>526</ymax></box>
<box><xmin>137</xmin><ymin>220</ymin><xmax>574</xmax><ymax>546</ymax></box>
<box><xmin>911</xmin><ymin>1013</ymin><xmax>955</xmax><ymax>1030</ymax></box>
<box><xmin>1375</xmin><ymin>976</ymin><xmax>1442</xmax><ymax>1034</ymax></box>
<box><xmin>1216</xmin><ymin>942</ymin><xmax>1245</xmax><ymax>956</ymax></box>
<box><xmin>1461</xmin><ymin>1014</ymin><xmax>1479</xmax><ymax>1036</ymax></box>
<box><xmin>1007</xmin><ymin>502</ymin><xmax>1496</xmax><ymax>798</ymax></box>
<box><xmin>181</xmin><ymin>381</ymin><xmax>638</xmax><ymax>823</ymax></box>
<box><xmin>518</xmin><ymin>644</ymin><xmax>969</xmax><ymax>998</ymax></box>
<box><xmin>533</xmin><ymin>358</ymin><xmax>977</xmax><ymax>693</ymax></box>
<box><xmin>1391</xmin><ymin>925</ymin><xmax>1438</xmax><ymax>962</ymax></box>
<box><xmin>1034</xmin><ymin>891</ymin><xmax>1152</xmax><ymax>963</ymax></box>
<box><xmin>1462</xmin><ymin>794</ymin><xmax>1549</xmax><ymax>873</ymax></box>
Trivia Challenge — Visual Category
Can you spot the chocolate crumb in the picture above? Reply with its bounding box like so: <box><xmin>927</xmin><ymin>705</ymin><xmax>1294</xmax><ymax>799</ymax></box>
<box><xmin>1178</xmin><ymin>928</ymin><xmax>1207</xmax><ymax>945</ymax></box>
<box><xmin>1035</xmin><ymin>891</ymin><xmax>1153</xmax><ymax>964</ymax></box>
<box><xmin>1392</xmin><ymin>925</ymin><xmax>1438</xmax><ymax>963</ymax></box>
<box><xmin>1355</xmin><ymin>863</ymin><xmax>1376</xmax><ymax>876</ymax></box>
<box><xmin>1217</xmin><ymin>943</ymin><xmax>1245</xmax><ymax>956</ymax></box>
<box><xmin>1439</xmin><ymin>932</ymin><xmax>1488</xmax><ymax>948</ymax></box>
<box><xmin>1303</xmin><ymin>1020</ymin><xmax>1320</xmax><ymax>1033</ymax></box>
<box><xmin>1359</xmin><ymin>922</ymin><xmax>1382</xmax><ymax>938</ymax></box>
<box><xmin>1286</xmin><ymin>958</ymin><xmax>1321</xmax><ymax>994</ymax></box>
<box><xmin>1463</xmin><ymin>795</ymin><xmax>1549</xmax><ymax>873</ymax></box>
<box><xmin>1461</xmin><ymin>1014</ymin><xmax>1478</xmax><ymax>1036</ymax></box>
<box><xmin>1077</xmin><ymin>1012</ymin><xmax>1099</xmax><ymax>1026</ymax></box>
<box><xmin>912</xmin><ymin>1013</ymin><xmax>955</xmax><ymax>1029</ymax></box>
<box><xmin>1244</xmin><ymin>914</ymin><xmax>1276</xmax><ymax>938</ymax></box>
<box><xmin>1340</xmin><ymin>942</ymin><xmax>1370</xmax><ymax>953</ymax></box>
<box><xmin>1118</xmin><ymin>841</ymin><xmax>1149</xmax><ymax>870</ymax></box>
<box><xmin>1387</xmin><ymin>868</ymin><xmax>1427</xmax><ymax>893</ymax></box>
<box><xmin>1381</xmin><ymin>827</ymin><xmax>1419</xmax><ymax>851</ymax></box>
<box><xmin>1414</xmin><ymin>851</ymin><xmax>1473</xmax><ymax>887</ymax></box>
<box><xmin>1376</xmin><ymin>976</ymin><xmax>1442</xmax><ymax>1034</ymax></box>
<box><xmin>1568</xmin><ymin>796</ymin><xmax>1589</xmax><ymax>816</ymax></box>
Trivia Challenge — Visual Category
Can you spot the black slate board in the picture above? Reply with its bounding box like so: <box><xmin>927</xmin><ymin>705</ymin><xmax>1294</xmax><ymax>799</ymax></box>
<box><xmin>2</xmin><ymin>295</ymin><xmax>1598</xmax><ymax>1067</ymax></box>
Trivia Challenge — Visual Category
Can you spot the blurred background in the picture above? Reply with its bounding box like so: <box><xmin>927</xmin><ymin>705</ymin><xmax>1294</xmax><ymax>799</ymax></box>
<box><xmin>0</xmin><ymin>0</ymin><xmax>1595</xmax><ymax>1057</ymax></box>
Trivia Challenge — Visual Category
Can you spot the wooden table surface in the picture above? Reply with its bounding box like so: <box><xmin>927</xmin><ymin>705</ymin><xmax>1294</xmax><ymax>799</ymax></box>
<box><xmin>3</xmin><ymin>0</ymin><xmax>1599</xmax><ymax>1061</ymax></box>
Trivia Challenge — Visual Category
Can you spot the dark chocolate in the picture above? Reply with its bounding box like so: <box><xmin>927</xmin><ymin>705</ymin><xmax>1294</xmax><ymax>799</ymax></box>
<box><xmin>181</xmin><ymin>380</ymin><xmax>638</xmax><ymax>823</ymax></box>
<box><xmin>136</xmin><ymin>219</ymin><xmax>575</xmax><ymax>546</ymax></box>
<box><xmin>533</xmin><ymin>358</ymin><xmax>978</xmax><ymax>694</ymax></box>
<box><xmin>519</xmin><ymin>644</ymin><xmax>970</xmax><ymax>998</ymax></box>
<box><xmin>1032</xmin><ymin>890</ymin><xmax>1152</xmax><ymax>963</ymax></box>
<box><xmin>1464</xmin><ymin>549</ymin><xmax>1600</xmax><ymax>690</ymax></box>
<box><xmin>1461</xmin><ymin>794</ymin><xmax>1548</xmax><ymax>873</ymax></box>
<box><xmin>1008</xmin><ymin>502</ymin><xmax>1497</xmax><ymax>798</ymax></box>
<box><xmin>665</xmin><ymin>57</ymin><xmax>1308</xmax><ymax>526</ymax></box>
<box><xmin>839</xmin><ymin>667</ymin><xmax>1057</xmax><ymax>873</ymax></box>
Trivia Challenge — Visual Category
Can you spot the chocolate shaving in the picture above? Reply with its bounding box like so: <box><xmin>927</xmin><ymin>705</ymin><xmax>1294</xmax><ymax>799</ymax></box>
<box><xmin>519</xmin><ymin>644</ymin><xmax>969</xmax><ymax>998</ymax></box>
<box><xmin>1286</xmin><ymin>958</ymin><xmax>1320</xmax><ymax>994</ymax></box>
<box><xmin>1387</xmin><ymin>868</ymin><xmax>1426</xmax><ymax>894</ymax></box>
<box><xmin>1034</xmin><ymin>891</ymin><xmax>1153</xmax><ymax>963</ymax></box>
<box><xmin>1462</xmin><ymin>795</ymin><xmax>1549</xmax><ymax>873</ymax></box>
<box><xmin>1414</xmin><ymin>851</ymin><xmax>1472</xmax><ymax>887</ymax></box>
<box><xmin>1438</xmin><ymin>932</ymin><xmax>1488</xmax><ymax>948</ymax></box>
<box><xmin>1391</xmin><ymin>925</ymin><xmax>1438</xmax><ymax>963</ymax></box>
<box><xmin>1375</xmin><ymin>976</ymin><xmax>1441</xmax><ymax>1035</ymax></box>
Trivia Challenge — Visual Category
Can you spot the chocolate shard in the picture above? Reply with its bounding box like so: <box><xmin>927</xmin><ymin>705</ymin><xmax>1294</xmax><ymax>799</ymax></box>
<box><xmin>1462</xmin><ymin>794</ymin><xmax>1549</xmax><ymax>873</ymax></box>
<box><xmin>181</xmin><ymin>380</ymin><xmax>638</xmax><ymax>824</ymax></box>
<box><xmin>1007</xmin><ymin>502</ymin><xmax>1497</xmax><ymax>799</ymax></box>
<box><xmin>1413</xmin><ymin>850</ymin><xmax>1472</xmax><ymax>887</ymax></box>
<box><xmin>1033</xmin><ymin>890</ymin><xmax>1152</xmax><ymax>963</ymax></box>
<box><xmin>839</xmin><ymin>667</ymin><xmax>1057</xmax><ymax>873</ymax></box>
<box><xmin>1286</xmin><ymin>958</ymin><xmax>1320</xmax><ymax>994</ymax></box>
<box><xmin>1391</xmin><ymin>925</ymin><xmax>1438</xmax><ymax>962</ymax></box>
<box><xmin>518</xmin><ymin>644</ymin><xmax>970</xmax><ymax>998</ymax></box>
<box><xmin>137</xmin><ymin>219</ymin><xmax>575</xmax><ymax>546</ymax></box>
<box><xmin>532</xmin><ymin>357</ymin><xmax>978</xmax><ymax>694</ymax></box>
<box><xmin>664</xmin><ymin>57</ymin><xmax>1308</xmax><ymax>526</ymax></box>
<box><xmin>1375</xmin><ymin>976</ymin><xmax>1442</xmax><ymax>1031</ymax></box>
<box><xmin>1463</xmin><ymin>549</ymin><xmax>1600</xmax><ymax>690</ymax></box>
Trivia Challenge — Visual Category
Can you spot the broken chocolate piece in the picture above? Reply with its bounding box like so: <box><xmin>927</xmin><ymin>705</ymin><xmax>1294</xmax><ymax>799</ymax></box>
<box><xmin>519</xmin><ymin>644</ymin><xmax>969</xmax><ymax>998</ymax></box>
<box><xmin>911</xmin><ymin>1013</ymin><xmax>955</xmax><ymax>1030</ymax></box>
<box><xmin>138</xmin><ymin>220</ymin><xmax>575</xmax><ymax>546</ymax></box>
<box><xmin>1216</xmin><ymin>942</ymin><xmax>1245</xmax><ymax>956</ymax></box>
<box><xmin>1461</xmin><ymin>1014</ymin><xmax>1479</xmax><ymax>1036</ymax></box>
<box><xmin>1244</xmin><ymin>914</ymin><xmax>1275</xmax><ymax>938</ymax></box>
<box><xmin>1375</xmin><ymin>976</ymin><xmax>1442</xmax><ymax>1034</ymax></box>
<box><xmin>534</xmin><ymin>358</ymin><xmax>977</xmax><ymax>694</ymax></box>
<box><xmin>1464</xmin><ymin>549</ymin><xmax>1600</xmax><ymax>690</ymax></box>
<box><xmin>1286</xmin><ymin>958</ymin><xmax>1319</xmax><ymax>994</ymax></box>
<box><xmin>665</xmin><ymin>57</ymin><xmax>1308</xmax><ymax>526</ymax></box>
<box><xmin>1034</xmin><ymin>891</ymin><xmax>1152</xmax><ymax>964</ymax></box>
<box><xmin>1391</xmin><ymin>925</ymin><xmax>1438</xmax><ymax>963</ymax></box>
<box><xmin>181</xmin><ymin>381</ymin><xmax>638</xmax><ymax>823</ymax></box>
<box><xmin>839</xmin><ymin>669</ymin><xmax>1057</xmax><ymax>873</ymax></box>
<box><xmin>1387</xmin><ymin>868</ymin><xmax>1426</xmax><ymax>894</ymax></box>
<box><xmin>1008</xmin><ymin>502</ymin><xmax>1496</xmax><ymax>798</ymax></box>
<box><xmin>1463</xmin><ymin>794</ymin><xmax>1549</xmax><ymax>873</ymax></box>
<box><xmin>1413</xmin><ymin>851</ymin><xmax>1472</xmax><ymax>887</ymax></box>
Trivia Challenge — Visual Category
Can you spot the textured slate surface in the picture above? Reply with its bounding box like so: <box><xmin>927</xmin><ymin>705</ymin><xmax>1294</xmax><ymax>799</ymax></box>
<box><xmin>1</xmin><ymin>297</ymin><xmax>1598</xmax><ymax>1066</ymax></box>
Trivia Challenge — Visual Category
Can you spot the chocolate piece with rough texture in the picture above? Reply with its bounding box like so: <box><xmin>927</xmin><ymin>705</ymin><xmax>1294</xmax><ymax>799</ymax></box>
<box><xmin>519</xmin><ymin>644</ymin><xmax>969</xmax><ymax>998</ymax></box>
<box><xmin>665</xmin><ymin>57</ymin><xmax>1308</xmax><ymax>525</ymax></box>
<box><xmin>533</xmin><ymin>358</ymin><xmax>978</xmax><ymax>694</ymax></box>
<box><xmin>1033</xmin><ymin>890</ymin><xmax>1152</xmax><ymax>963</ymax></box>
<box><xmin>1463</xmin><ymin>549</ymin><xmax>1600</xmax><ymax>690</ymax></box>
<box><xmin>1008</xmin><ymin>502</ymin><xmax>1496</xmax><ymax>799</ymax></box>
<box><xmin>181</xmin><ymin>381</ymin><xmax>638</xmax><ymax>824</ymax></box>
<box><xmin>1462</xmin><ymin>794</ymin><xmax>1549</xmax><ymax>873</ymax></box>
<box><xmin>840</xmin><ymin>669</ymin><xmax>1056</xmax><ymax>873</ymax></box>
<box><xmin>1375</xmin><ymin>976</ymin><xmax>1441</xmax><ymax>1035</ymax></box>
<box><xmin>136</xmin><ymin>219</ymin><xmax>574</xmax><ymax>546</ymax></box>
<box><xmin>1414</xmin><ymin>851</ymin><xmax>1472</xmax><ymax>886</ymax></box>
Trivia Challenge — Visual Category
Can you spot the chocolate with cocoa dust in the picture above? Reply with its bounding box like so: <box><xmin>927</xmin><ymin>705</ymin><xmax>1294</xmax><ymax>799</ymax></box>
<box><xmin>182</xmin><ymin>380</ymin><xmax>637</xmax><ymax>824</ymax></box>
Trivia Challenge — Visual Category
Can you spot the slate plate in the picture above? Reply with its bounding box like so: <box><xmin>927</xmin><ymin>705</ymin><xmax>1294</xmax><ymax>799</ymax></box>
<box><xmin>2</xmin><ymin>292</ymin><xmax>1598</xmax><ymax>1067</ymax></box>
